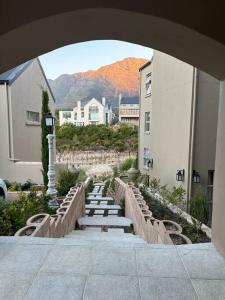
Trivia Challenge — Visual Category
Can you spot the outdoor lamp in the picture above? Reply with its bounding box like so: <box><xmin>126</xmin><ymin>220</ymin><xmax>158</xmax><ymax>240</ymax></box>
<box><xmin>176</xmin><ymin>169</ymin><xmax>185</xmax><ymax>181</ymax></box>
<box><xmin>192</xmin><ymin>170</ymin><xmax>200</xmax><ymax>183</ymax></box>
<box><xmin>148</xmin><ymin>159</ymin><xmax>153</xmax><ymax>168</ymax></box>
<box><xmin>45</xmin><ymin>112</ymin><xmax>55</xmax><ymax>134</ymax></box>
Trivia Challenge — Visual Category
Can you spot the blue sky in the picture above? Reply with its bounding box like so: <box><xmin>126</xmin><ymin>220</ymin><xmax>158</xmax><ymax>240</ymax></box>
<box><xmin>39</xmin><ymin>40</ymin><xmax>153</xmax><ymax>79</ymax></box>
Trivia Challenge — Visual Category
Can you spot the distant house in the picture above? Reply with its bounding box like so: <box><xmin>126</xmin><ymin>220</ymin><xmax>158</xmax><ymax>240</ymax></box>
<box><xmin>59</xmin><ymin>97</ymin><xmax>112</xmax><ymax>126</ymax></box>
<box><xmin>0</xmin><ymin>58</ymin><xmax>55</xmax><ymax>183</ymax></box>
<box><xmin>119</xmin><ymin>96</ymin><xmax>139</xmax><ymax>126</ymax></box>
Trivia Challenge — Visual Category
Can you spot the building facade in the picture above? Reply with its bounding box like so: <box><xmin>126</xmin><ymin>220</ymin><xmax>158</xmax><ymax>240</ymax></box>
<box><xmin>119</xmin><ymin>96</ymin><xmax>139</xmax><ymax>126</ymax></box>
<box><xmin>59</xmin><ymin>97</ymin><xmax>112</xmax><ymax>126</ymax></box>
<box><xmin>0</xmin><ymin>58</ymin><xmax>55</xmax><ymax>183</ymax></box>
<box><xmin>138</xmin><ymin>51</ymin><xmax>220</xmax><ymax>222</ymax></box>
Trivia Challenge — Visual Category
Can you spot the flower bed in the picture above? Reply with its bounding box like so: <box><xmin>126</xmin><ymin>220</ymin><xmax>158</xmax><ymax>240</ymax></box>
<box><xmin>141</xmin><ymin>188</ymin><xmax>210</xmax><ymax>243</ymax></box>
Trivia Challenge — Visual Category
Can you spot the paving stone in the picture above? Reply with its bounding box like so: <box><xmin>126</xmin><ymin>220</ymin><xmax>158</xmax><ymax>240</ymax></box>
<box><xmin>78</xmin><ymin>216</ymin><xmax>132</xmax><ymax>227</ymax></box>
<box><xmin>100</xmin><ymin>201</ymin><xmax>108</xmax><ymax>204</ymax></box>
<box><xmin>136</xmin><ymin>248</ymin><xmax>188</xmax><ymax>278</ymax></box>
<box><xmin>191</xmin><ymin>279</ymin><xmax>225</xmax><ymax>300</ymax></box>
<box><xmin>85</xmin><ymin>204</ymin><xmax>121</xmax><ymax>210</ymax></box>
<box><xmin>108</xmin><ymin>210</ymin><xmax>118</xmax><ymax>215</ymax></box>
<box><xmin>23</xmin><ymin>273</ymin><xmax>86</xmax><ymax>300</ymax></box>
<box><xmin>83</xmin><ymin>275</ymin><xmax>140</xmax><ymax>300</ymax></box>
<box><xmin>178</xmin><ymin>248</ymin><xmax>225</xmax><ymax>279</ymax></box>
<box><xmin>90</xmin><ymin>201</ymin><xmax>98</xmax><ymax>204</ymax></box>
<box><xmin>91</xmin><ymin>247</ymin><xmax>136</xmax><ymax>275</ymax></box>
<box><xmin>85</xmin><ymin>209</ymin><xmax>90</xmax><ymax>214</ymax></box>
<box><xmin>107</xmin><ymin>228</ymin><xmax>124</xmax><ymax>235</ymax></box>
<box><xmin>40</xmin><ymin>246</ymin><xmax>91</xmax><ymax>275</ymax></box>
<box><xmin>0</xmin><ymin>244</ymin><xmax>51</xmax><ymax>273</ymax></box>
<box><xmin>139</xmin><ymin>277</ymin><xmax>198</xmax><ymax>300</ymax></box>
<box><xmin>94</xmin><ymin>210</ymin><xmax>104</xmax><ymax>215</ymax></box>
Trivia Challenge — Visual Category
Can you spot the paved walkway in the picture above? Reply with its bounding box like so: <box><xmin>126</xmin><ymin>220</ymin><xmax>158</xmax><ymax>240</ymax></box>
<box><xmin>1</xmin><ymin>182</ymin><xmax>225</xmax><ymax>299</ymax></box>
<box><xmin>0</xmin><ymin>237</ymin><xmax>225</xmax><ymax>300</ymax></box>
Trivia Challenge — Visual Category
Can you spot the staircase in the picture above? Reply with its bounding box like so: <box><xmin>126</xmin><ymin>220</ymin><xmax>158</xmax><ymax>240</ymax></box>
<box><xmin>64</xmin><ymin>181</ymin><xmax>147</xmax><ymax>245</ymax></box>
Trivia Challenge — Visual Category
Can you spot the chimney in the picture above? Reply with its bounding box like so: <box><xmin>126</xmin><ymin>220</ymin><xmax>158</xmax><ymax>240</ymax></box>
<box><xmin>102</xmin><ymin>97</ymin><xmax>106</xmax><ymax>106</ymax></box>
<box><xmin>77</xmin><ymin>101</ymin><xmax>81</xmax><ymax>110</ymax></box>
<box><xmin>119</xmin><ymin>93</ymin><xmax>122</xmax><ymax>105</ymax></box>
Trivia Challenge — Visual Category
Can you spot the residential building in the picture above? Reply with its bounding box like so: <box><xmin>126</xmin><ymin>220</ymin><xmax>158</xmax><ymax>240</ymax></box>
<box><xmin>119</xmin><ymin>96</ymin><xmax>139</xmax><ymax>126</ymax></box>
<box><xmin>59</xmin><ymin>97</ymin><xmax>112</xmax><ymax>126</ymax></box>
<box><xmin>138</xmin><ymin>51</ymin><xmax>220</xmax><ymax>223</ymax></box>
<box><xmin>0</xmin><ymin>58</ymin><xmax>55</xmax><ymax>183</ymax></box>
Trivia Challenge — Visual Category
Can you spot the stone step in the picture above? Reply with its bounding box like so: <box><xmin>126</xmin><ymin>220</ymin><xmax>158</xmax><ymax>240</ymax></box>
<box><xmin>87</xmin><ymin>196</ymin><xmax>114</xmax><ymax>201</ymax></box>
<box><xmin>78</xmin><ymin>216</ymin><xmax>132</xmax><ymax>228</ymax></box>
<box><xmin>64</xmin><ymin>233</ymin><xmax>146</xmax><ymax>243</ymax></box>
<box><xmin>85</xmin><ymin>204</ymin><xmax>121</xmax><ymax>210</ymax></box>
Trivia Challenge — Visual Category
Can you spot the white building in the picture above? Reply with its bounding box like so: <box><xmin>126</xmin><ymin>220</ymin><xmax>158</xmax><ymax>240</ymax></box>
<box><xmin>119</xmin><ymin>96</ymin><xmax>139</xmax><ymax>126</ymax></box>
<box><xmin>59</xmin><ymin>97</ymin><xmax>112</xmax><ymax>126</ymax></box>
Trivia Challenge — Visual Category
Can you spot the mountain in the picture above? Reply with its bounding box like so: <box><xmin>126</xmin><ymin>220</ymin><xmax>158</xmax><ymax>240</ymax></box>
<box><xmin>49</xmin><ymin>57</ymin><xmax>148</xmax><ymax>110</ymax></box>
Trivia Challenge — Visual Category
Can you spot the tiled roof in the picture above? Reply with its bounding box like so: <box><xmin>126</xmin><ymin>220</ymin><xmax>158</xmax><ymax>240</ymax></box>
<box><xmin>120</xmin><ymin>96</ymin><xmax>139</xmax><ymax>105</ymax></box>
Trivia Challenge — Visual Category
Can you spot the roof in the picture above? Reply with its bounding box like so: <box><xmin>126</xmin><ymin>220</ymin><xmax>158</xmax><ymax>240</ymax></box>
<box><xmin>0</xmin><ymin>60</ymin><xmax>33</xmax><ymax>84</ymax></box>
<box><xmin>120</xmin><ymin>96</ymin><xmax>139</xmax><ymax>105</ymax></box>
<box><xmin>0</xmin><ymin>58</ymin><xmax>55</xmax><ymax>103</ymax></box>
<box><xmin>139</xmin><ymin>60</ymin><xmax>152</xmax><ymax>71</ymax></box>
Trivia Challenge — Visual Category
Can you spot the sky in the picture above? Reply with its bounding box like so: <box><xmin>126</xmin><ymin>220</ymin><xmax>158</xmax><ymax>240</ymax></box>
<box><xmin>39</xmin><ymin>40</ymin><xmax>153</xmax><ymax>80</ymax></box>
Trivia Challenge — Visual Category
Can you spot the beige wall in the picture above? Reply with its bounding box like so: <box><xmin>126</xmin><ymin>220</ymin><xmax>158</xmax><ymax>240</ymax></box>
<box><xmin>0</xmin><ymin>59</ymin><xmax>55</xmax><ymax>183</ymax></box>
<box><xmin>192</xmin><ymin>71</ymin><xmax>220</xmax><ymax>189</ymax></box>
<box><xmin>10</xmin><ymin>59</ymin><xmax>54</xmax><ymax>162</ymax></box>
<box><xmin>143</xmin><ymin>51</ymin><xmax>194</xmax><ymax>192</ymax></box>
<box><xmin>212</xmin><ymin>80</ymin><xmax>225</xmax><ymax>257</ymax></box>
<box><xmin>138</xmin><ymin>62</ymin><xmax>152</xmax><ymax>175</ymax></box>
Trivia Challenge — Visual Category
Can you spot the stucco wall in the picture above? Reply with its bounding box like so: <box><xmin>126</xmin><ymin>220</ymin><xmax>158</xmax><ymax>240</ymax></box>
<box><xmin>192</xmin><ymin>71</ymin><xmax>220</xmax><ymax>190</ymax></box>
<box><xmin>212</xmin><ymin>80</ymin><xmax>225</xmax><ymax>257</ymax></box>
<box><xmin>10</xmin><ymin>59</ymin><xmax>54</xmax><ymax>162</ymax></box>
<box><xmin>138</xmin><ymin>62</ymin><xmax>152</xmax><ymax>175</ymax></box>
<box><xmin>146</xmin><ymin>51</ymin><xmax>194</xmax><ymax>191</ymax></box>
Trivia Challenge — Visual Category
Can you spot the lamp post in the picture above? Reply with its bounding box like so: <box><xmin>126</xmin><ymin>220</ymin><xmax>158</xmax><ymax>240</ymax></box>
<box><xmin>45</xmin><ymin>112</ymin><xmax>57</xmax><ymax>197</ymax></box>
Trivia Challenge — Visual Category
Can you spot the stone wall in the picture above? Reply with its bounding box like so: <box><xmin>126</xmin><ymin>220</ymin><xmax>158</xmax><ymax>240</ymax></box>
<box><xmin>56</xmin><ymin>150</ymin><xmax>136</xmax><ymax>176</ymax></box>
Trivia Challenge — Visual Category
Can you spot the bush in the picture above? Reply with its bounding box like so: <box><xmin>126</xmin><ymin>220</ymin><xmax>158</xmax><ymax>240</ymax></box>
<box><xmin>190</xmin><ymin>186</ymin><xmax>208</xmax><ymax>226</ymax></box>
<box><xmin>119</xmin><ymin>158</ymin><xmax>134</xmax><ymax>172</ymax></box>
<box><xmin>56</xmin><ymin>170</ymin><xmax>79</xmax><ymax>196</ymax></box>
<box><xmin>5</xmin><ymin>179</ymin><xmax>34</xmax><ymax>192</ymax></box>
<box><xmin>102</xmin><ymin>179</ymin><xmax>110</xmax><ymax>196</ymax></box>
<box><xmin>0</xmin><ymin>191</ymin><xmax>54</xmax><ymax>236</ymax></box>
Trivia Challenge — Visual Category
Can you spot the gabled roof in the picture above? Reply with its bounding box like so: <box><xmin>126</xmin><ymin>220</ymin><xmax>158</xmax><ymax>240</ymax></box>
<box><xmin>0</xmin><ymin>60</ymin><xmax>33</xmax><ymax>84</ymax></box>
<box><xmin>0</xmin><ymin>58</ymin><xmax>55</xmax><ymax>102</ymax></box>
<box><xmin>120</xmin><ymin>96</ymin><xmax>139</xmax><ymax>105</ymax></box>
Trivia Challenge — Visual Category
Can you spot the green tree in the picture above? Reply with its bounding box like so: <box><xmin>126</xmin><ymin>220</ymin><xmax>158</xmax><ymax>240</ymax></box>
<box><xmin>41</xmin><ymin>90</ymin><xmax>50</xmax><ymax>189</ymax></box>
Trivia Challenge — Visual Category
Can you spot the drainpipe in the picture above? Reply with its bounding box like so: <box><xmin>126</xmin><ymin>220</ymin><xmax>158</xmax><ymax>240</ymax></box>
<box><xmin>5</xmin><ymin>82</ymin><xmax>12</xmax><ymax>159</ymax></box>
<box><xmin>187</xmin><ymin>67</ymin><xmax>197</xmax><ymax>212</ymax></box>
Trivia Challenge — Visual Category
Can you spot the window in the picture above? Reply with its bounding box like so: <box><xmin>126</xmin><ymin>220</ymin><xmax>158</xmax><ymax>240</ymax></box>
<box><xmin>89</xmin><ymin>105</ymin><xmax>99</xmax><ymax>121</ymax></box>
<box><xmin>74</xmin><ymin>112</ymin><xmax>77</xmax><ymax>120</ymax></box>
<box><xmin>146</xmin><ymin>73</ymin><xmax>152</xmax><ymax>96</ymax></box>
<box><xmin>143</xmin><ymin>148</ymin><xmax>150</xmax><ymax>168</ymax></box>
<box><xmin>81</xmin><ymin>111</ymin><xmax>84</xmax><ymax>118</ymax></box>
<box><xmin>145</xmin><ymin>112</ymin><xmax>150</xmax><ymax>132</ymax></box>
<box><xmin>26</xmin><ymin>111</ymin><xmax>40</xmax><ymax>123</ymax></box>
<box><xmin>62</xmin><ymin>112</ymin><xmax>71</xmax><ymax>119</ymax></box>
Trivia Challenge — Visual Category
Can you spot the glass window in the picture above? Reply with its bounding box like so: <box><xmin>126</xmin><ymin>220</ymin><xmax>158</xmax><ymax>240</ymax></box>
<box><xmin>62</xmin><ymin>112</ymin><xmax>71</xmax><ymax>119</ymax></box>
<box><xmin>89</xmin><ymin>105</ymin><xmax>99</xmax><ymax>121</ymax></box>
<box><xmin>145</xmin><ymin>112</ymin><xmax>150</xmax><ymax>132</ymax></box>
<box><xmin>26</xmin><ymin>111</ymin><xmax>40</xmax><ymax>122</ymax></box>
<box><xmin>143</xmin><ymin>147</ymin><xmax>150</xmax><ymax>167</ymax></box>
<box><xmin>146</xmin><ymin>73</ymin><xmax>152</xmax><ymax>96</ymax></box>
<box><xmin>81</xmin><ymin>111</ymin><xmax>84</xmax><ymax>118</ymax></box>
<box><xmin>74</xmin><ymin>112</ymin><xmax>77</xmax><ymax>120</ymax></box>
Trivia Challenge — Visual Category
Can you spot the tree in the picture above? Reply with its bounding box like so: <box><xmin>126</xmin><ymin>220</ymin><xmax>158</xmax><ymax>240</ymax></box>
<box><xmin>41</xmin><ymin>90</ymin><xmax>50</xmax><ymax>189</ymax></box>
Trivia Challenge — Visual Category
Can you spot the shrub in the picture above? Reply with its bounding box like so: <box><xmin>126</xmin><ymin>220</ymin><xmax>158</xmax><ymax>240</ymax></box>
<box><xmin>102</xmin><ymin>179</ymin><xmax>110</xmax><ymax>196</ymax></box>
<box><xmin>0</xmin><ymin>191</ymin><xmax>54</xmax><ymax>236</ymax></box>
<box><xmin>56</xmin><ymin>169</ymin><xmax>79</xmax><ymax>196</ymax></box>
<box><xmin>190</xmin><ymin>186</ymin><xmax>208</xmax><ymax>226</ymax></box>
<box><xmin>119</xmin><ymin>158</ymin><xmax>134</xmax><ymax>172</ymax></box>
<box><xmin>149</xmin><ymin>177</ymin><xmax>161</xmax><ymax>193</ymax></box>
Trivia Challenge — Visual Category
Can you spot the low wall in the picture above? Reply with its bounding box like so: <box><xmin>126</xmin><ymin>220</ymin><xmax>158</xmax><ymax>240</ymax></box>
<box><xmin>0</xmin><ymin>161</ymin><xmax>66</xmax><ymax>184</ymax></box>
<box><xmin>15</xmin><ymin>182</ymin><xmax>87</xmax><ymax>238</ymax></box>
<box><xmin>114</xmin><ymin>178</ymin><xmax>191</xmax><ymax>244</ymax></box>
